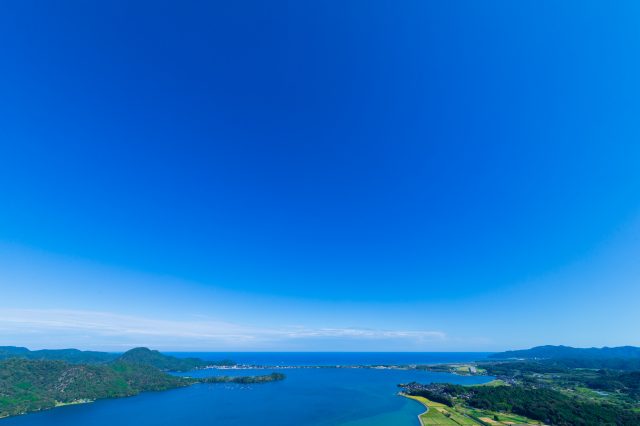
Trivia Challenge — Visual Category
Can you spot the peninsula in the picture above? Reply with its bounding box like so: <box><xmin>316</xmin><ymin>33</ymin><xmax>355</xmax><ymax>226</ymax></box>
<box><xmin>400</xmin><ymin>345</ymin><xmax>640</xmax><ymax>426</ymax></box>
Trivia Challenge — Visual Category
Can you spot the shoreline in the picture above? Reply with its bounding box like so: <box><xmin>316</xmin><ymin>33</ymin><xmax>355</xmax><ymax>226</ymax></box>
<box><xmin>399</xmin><ymin>393</ymin><xmax>428</xmax><ymax>426</ymax></box>
<box><xmin>0</xmin><ymin>400</ymin><xmax>95</xmax><ymax>421</ymax></box>
<box><xmin>55</xmin><ymin>399</ymin><xmax>95</xmax><ymax>408</ymax></box>
<box><xmin>206</xmin><ymin>361</ymin><xmax>484</xmax><ymax>373</ymax></box>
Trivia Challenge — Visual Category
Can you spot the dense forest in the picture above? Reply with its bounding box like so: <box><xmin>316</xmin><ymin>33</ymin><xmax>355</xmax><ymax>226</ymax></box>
<box><xmin>0</xmin><ymin>346</ymin><xmax>235</xmax><ymax>370</ymax></box>
<box><xmin>490</xmin><ymin>345</ymin><xmax>640</xmax><ymax>361</ymax></box>
<box><xmin>201</xmin><ymin>373</ymin><xmax>286</xmax><ymax>384</ymax></box>
<box><xmin>0</xmin><ymin>358</ymin><xmax>190</xmax><ymax>418</ymax></box>
<box><xmin>117</xmin><ymin>347</ymin><xmax>234</xmax><ymax>371</ymax></box>
<box><xmin>0</xmin><ymin>346</ymin><xmax>118</xmax><ymax>364</ymax></box>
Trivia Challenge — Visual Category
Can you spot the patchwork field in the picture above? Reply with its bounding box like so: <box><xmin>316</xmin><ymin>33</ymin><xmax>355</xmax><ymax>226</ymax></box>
<box><xmin>402</xmin><ymin>394</ymin><xmax>476</xmax><ymax>425</ymax></box>
<box><xmin>401</xmin><ymin>394</ymin><xmax>541</xmax><ymax>426</ymax></box>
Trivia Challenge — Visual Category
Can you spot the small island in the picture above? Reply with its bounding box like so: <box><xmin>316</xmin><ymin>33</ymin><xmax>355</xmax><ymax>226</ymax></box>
<box><xmin>0</xmin><ymin>347</ymin><xmax>284</xmax><ymax>419</ymax></box>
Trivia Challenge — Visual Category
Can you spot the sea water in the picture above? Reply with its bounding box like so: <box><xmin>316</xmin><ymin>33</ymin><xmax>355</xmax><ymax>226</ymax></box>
<box><xmin>1</xmin><ymin>353</ymin><xmax>493</xmax><ymax>426</ymax></box>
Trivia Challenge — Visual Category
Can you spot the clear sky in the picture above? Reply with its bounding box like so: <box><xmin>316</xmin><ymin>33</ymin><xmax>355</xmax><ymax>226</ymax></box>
<box><xmin>1</xmin><ymin>0</ymin><xmax>640</xmax><ymax>351</ymax></box>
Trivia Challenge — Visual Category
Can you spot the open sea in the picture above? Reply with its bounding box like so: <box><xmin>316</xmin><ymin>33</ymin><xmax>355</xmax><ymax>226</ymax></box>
<box><xmin>1</xmin><ymin>353</ymin><xmax>493</xmax><ymax>426</ymax></box>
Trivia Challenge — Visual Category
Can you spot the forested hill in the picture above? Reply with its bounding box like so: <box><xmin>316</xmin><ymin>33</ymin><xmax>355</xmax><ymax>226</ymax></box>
<box><xmin>0</xmin><ymin>346</ymin><xmax>118</xmax><ymax>364</ymax></box>
<box><xmin>490</xmin><ymin>345</ymin><xmax>640</xmax><ymax>360</ymax></box>
<box><xmin>0</xmin><ymin>347</ymin><xmax>281</xmax><ymax>419</ymax></box>
<box><xmin>0</xmin><ymin>346</ymin><xmax>234</xmax><ymax>370</ymax></box>
<box><xmin>0</xmin><ymin>358</ymin><xmax>192</xmax><ymax>418</ymax></box>
<box><xmin>117</xmin><ymin>347</ymin><xmax>234</xmax><ymax>371</ymax></box>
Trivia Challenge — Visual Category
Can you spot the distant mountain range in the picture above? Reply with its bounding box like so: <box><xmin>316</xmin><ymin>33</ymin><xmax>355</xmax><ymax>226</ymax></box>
<box><xmin>0</xmin><ymin>346</ymin><xmax>118</xmax><ymax>364</ymax></box>
<box><xmin>490</xmin><ymin>345</ymin><xmax>640</xmax><ymax>360</ymax></box>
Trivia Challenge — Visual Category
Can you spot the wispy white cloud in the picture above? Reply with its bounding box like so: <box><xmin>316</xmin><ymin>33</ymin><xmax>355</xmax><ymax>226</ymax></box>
<box><xmin>0</xmin><ymin>308</ymin><xmax>445</xmax><ymax>350</ymax></box>
<box><xmin>281</xmin><ymin>326</ymin><xmax>445</xmax><ymax>340</ymax></box>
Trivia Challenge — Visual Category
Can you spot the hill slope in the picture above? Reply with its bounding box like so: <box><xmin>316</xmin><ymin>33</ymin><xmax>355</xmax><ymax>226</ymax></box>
<box><xmin>490</xmin><ymin>345</ymin><xmax>640</xmax><ymax>360</ymax></box>
<box><xmin>0</xmin><ymin>346</ymin><xmax>234</xmax><ymax>371</ymax></box>
<box><xmin>0</xmin><ymin>348</ymin><xmax>280</xmax><ymax>419</ymax></box>
<box><xmin>0</xmin><ymin>346</ymin><xmax>118</xmax><ymax>364</ymax></box>
<box><xmin>0</xmin><ymin>358</ymin><xmax>191</xmax><ymax>418</ymax></box>
<box><xmin>117</xmin><ymin>347</ymin><xmax>234</xmax><ymax>371</ymax></box>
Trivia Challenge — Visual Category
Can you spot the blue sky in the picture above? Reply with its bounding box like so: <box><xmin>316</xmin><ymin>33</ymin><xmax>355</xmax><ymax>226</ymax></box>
<box><xmin>1</xmin><ymin>0</ymin><xmax>640</xmax><ymax>351</ymax></box>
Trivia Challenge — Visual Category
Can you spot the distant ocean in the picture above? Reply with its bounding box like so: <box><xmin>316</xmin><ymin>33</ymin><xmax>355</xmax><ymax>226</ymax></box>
<box><xmin>2</xmin><ymin>353</ymin><xmax>494</xmax><ymax>426</ymax></box>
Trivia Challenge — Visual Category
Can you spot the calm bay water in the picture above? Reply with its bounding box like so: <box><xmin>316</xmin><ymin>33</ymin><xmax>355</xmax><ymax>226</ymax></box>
<box><xmin>2</xmin><ymin>353</ymin><xmax>493</xmax><ymax>426</ymax></box>
<box><xmin>173</xmin><ymin>352</ymin><xmax>493</xmax><ymax>366</ymax></box>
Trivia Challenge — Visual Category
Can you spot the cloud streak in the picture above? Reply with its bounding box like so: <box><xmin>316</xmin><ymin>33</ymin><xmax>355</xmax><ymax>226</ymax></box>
<box><xmin>0</xmin><ymin>308</ymin><xmax>445</xmax><ymax>350</ymax></box>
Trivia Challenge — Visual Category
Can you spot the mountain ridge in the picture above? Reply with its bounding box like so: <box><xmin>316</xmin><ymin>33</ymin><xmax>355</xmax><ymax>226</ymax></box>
<box><xmin>117</xmin><ymin>347</ymin><xmax>235</xmax><ymax>371</ymax></box>
<box><xmin>0</xmin><ymin>346</ymin><xmax>118</xmax><ymax>364</ymax></box>
<box><xmin>490</xmin><ymin>345</ymin><xmax>640</xmax><ymax>360</ymax></box>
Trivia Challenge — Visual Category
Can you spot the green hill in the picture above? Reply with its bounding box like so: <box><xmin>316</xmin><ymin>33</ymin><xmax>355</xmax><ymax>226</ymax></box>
<box><xmin>0</xmin><ymin>346</ymin><xmax>234</xmax><ymax>371</ymax></box>
<box><xmin>117</xmin><ymin>347</ymin><xmax>234</xmax><ymax>371</ymax></box>
<box><xmin>490</xmin><ymin>345</ymin><xmax>640</xmax><ymax>360</ymax></box>
<box><xmin>0</xmin><ymin>347</ymin><xmax>280</xmax><ymax>419</ymax></box>
<box><xmin>0</xmin><ymin>358</ymin><xmax>191</xmax><ymax>418</ymax></box>
<box><xmin>0</xmin><ymin>346</ymin><xmax>118</xmax><ymax>364</ymax></box>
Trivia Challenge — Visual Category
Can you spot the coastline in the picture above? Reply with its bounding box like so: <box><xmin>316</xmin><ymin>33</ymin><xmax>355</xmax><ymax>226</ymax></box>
<box><xmin>55</xmin><ymin>399</ymin><xmax>94</xmax><ymax>408</ymax></box>
<box><xmin>205</xmin><ymin>362</ymin><xmax>485</xmax><ymax>374</ymax></box>
<box><xmin>0</xmin><ymin>400</ymin><xmax>94</xmax><ymax>420</ymax></box>
<box><xmin>399</xmin><ymin>389</ymin><xmax>544</xmax><ymax>426</ymax></box>
<box><xmin>400</xmin><ymin>393</ymin><xmax>429</xmax><ymax>426</ymax></box>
